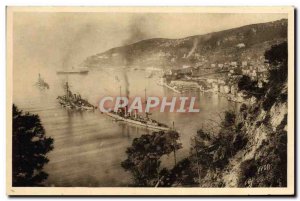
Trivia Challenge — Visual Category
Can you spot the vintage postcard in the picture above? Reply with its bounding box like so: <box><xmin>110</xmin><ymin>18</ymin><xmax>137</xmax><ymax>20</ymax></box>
<box><xmin>6</xmin><ymin>7</ymin><xmax>294</xmax><ymax>196</ymax></box>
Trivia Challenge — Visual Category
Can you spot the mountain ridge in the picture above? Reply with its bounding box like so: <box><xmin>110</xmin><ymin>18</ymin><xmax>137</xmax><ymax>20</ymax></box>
<box><xmin>83</xmin><ymin>19</ymin><xmax>287</xmax><ymax>69</ymax></box>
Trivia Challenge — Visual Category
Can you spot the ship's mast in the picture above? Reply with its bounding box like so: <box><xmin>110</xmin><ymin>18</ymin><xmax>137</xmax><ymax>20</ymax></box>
<box><xmin>65</xmin><ymin>82</ymin><xmax>70</xmax><ymax>99</ymax></box>
<box><xmin>119</xmin><ymin>86</ymin><xmax>127</xmax><ymax>115</ymax></box>
<box><xmin>144</xmin><ymin>88</ymin><xmax>149</xmax><ymax>119</ymax></box>
<box><xmin>37</xmin><ymin>73</ymin><xmax>41</xmax><ymax>85</ymax></box>
<box><xmin>66</xmin><ymin>82</ymin><xmax>69</xmax><ymax>93</ymax></box>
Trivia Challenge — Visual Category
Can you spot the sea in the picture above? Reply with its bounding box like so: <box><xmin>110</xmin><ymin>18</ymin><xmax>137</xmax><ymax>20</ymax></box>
<box><xmin>13</xmin><ymin>67</ymin><xmax>240</xmax><ymax>187</ymax></box>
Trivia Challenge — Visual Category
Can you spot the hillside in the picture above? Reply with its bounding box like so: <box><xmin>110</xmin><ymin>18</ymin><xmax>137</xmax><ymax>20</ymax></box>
<box><xmin>114</xmin><ymin>39</ymin><xmax>289</xmax><ymax>187</ymax></box>
<box><xmin>193</xmin><ymin>42</ymin><xmax>288</xmax><ymax>188</ymax></box>
<box><xmin>83</xmin><ymin>19</ymin><xmax>287</xmax><ymax>69</ymax></box>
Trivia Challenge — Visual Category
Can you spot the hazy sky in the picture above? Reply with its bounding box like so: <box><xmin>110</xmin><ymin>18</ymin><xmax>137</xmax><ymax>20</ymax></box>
<box><xmin>13</xmin><ymin>12</ymin><xmax>287</xmax><ymax>71</ymax></box>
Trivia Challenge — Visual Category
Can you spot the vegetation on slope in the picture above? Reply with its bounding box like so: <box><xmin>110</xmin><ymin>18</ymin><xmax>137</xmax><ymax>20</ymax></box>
<box><xmin>121</xmin><ymin>41</ymin><xmax>288</xmax><ymax>187</ymax></box>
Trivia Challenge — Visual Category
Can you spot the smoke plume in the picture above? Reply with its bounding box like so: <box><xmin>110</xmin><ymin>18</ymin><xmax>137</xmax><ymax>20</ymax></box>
<box><xmin>62</xmin><ymin>24</ymin><xmax>94</xmax><ymax>68</ymax></box>
<box><xmin>121</xmin><ymin>16</ymin><xmax>148</xmax><ymax>98</ymax></box>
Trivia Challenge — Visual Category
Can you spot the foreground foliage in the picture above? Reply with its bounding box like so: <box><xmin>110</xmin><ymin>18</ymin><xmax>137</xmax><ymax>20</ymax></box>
<box><xmin>121</xmin><ymin>130</ymin><xmax>182</xmax><ymax>186</ymax></box>
<box><xmin>13</xmin><ymin>104</ymin><xmax>54</xmax><ymax>186</ymax></box>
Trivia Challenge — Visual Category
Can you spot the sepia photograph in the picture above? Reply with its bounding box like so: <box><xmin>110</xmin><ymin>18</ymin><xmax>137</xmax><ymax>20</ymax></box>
<box><xmin>6</xmin><ymin>6</ymin><xmax>294</xmax><ymax>195</ymax></box>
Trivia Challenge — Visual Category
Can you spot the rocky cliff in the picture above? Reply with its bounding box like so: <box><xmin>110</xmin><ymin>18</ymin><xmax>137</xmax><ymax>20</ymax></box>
<box><xmin>223</xmin><ymin>83</ymin><xmax>287</xmax><ymax>187</ymax></box>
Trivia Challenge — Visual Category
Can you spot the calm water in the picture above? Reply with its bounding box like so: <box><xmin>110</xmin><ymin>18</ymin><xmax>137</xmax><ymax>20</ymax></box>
<box><xmin>13</xmin><ymin>67</ymin><xmax>239</xmax><ymax>187</ymax></box>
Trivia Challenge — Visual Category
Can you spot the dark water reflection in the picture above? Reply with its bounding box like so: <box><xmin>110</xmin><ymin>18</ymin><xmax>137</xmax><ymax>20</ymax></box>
<box><xmin>13</xmin><ymin>67</ymin><xmax>239</xmax><ymax>187</ymax></box>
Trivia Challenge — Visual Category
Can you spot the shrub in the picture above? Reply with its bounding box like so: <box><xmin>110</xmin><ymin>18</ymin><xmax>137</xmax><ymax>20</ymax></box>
<box><xmin>121</xmin><ymin>131</ymin><xmax>182</xmax><ymax>186</ymax></box>
<box><xmin>238</xmin><ymin>159</ymin><xmax>257</xmax><ymax>187</ymax></box>
<box><xmin>240</xmin><ymin>103</ymin><xmax>247</xmax><ymax>112</ymax></box>
<box><xmin>13</xmin><ymin>104</ymin><xmax>53</xmax><ymax>186</ymax></box>
<box><xmin>280</xmin><ymin>92</ymin><xmax>287</xmax><ymax>103</ymax></box>
<box><xmin>262</xmin><ymin>93</ymin><xmax>277</xmax><ymax>111</ymax></box>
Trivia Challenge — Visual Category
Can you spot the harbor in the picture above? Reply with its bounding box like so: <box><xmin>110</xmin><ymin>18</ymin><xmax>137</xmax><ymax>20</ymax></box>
<box><xmin>13</xmin><ymin>67</ymin><xmax>239</xmax><ymax>187</ymax></box>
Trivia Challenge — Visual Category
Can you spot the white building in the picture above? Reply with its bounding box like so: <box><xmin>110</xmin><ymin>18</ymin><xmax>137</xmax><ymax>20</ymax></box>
<box><xmin>212</xmin><ymin>83</ymin><xmax>219</xmax><ymax>92</ymax></box>
<box><xmin>242</xmin><ymin>61</ymin><xmax>248</xmax><ymax>67</ymax></box>
<box><xmin>231</xmin><ymin>85</ymin><xmax>237</xmax><ymax>95</ymax></box>
<box><xmin>219</xmin><ymin>85</ymin><xmax>225</xmax><ymax>93</ymax></box>
<box><xmin>207</xmin><ymin>78</ymin><xmax>218</xmax><ymax>84</ymax></box>
<box><xmin>236</xmin><ymin>43</ymin><xmax>246</xmax><ymax>48</ymax></box>
<box><xmin>231</xmin><ymin>61</ymin><xmax>238</xmax><ymax>67</ymax></box>
<box><xmin>218</xmin><ymin>64</ymin><xmax>224</xmax><ymax>68</ymax></box>
<box><xmin>217</xmin><ymin>79</ymin><xmax>226</xmax><ymax>84</ymax></box>
<box><xmin>224</xmin><ymin>85</ymin><xmax>231</xmax><ymax>94</ymax></box>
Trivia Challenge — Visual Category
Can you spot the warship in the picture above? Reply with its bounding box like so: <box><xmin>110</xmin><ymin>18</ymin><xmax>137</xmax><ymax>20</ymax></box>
<box><xmin>104</xmin><ymin>88</ymin><xmax>171</xmax><ymax>131</ymax></box>
<box><xmin>56</xmin><ymin>67</ymin><xmax>89</xmax><ymax>74</ymax></box>
<box><xmin>57</xmin><ymin>82</ymin><xmax>95</xmax><ymax>110</ymax></box>
<box><xmin>35</xmin><ymin>74</ymin><xmax>49</xmax><ymax>90</ymax></box>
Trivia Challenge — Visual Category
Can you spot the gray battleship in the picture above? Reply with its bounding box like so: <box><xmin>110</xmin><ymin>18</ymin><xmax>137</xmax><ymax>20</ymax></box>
<box><xmin>57</xmin><ymin>82</ymin><xmax>95</xmax><ymax>110</ymax></box>
<box><xmin>35</xmin><ymin>74</ymin><xmax>49</xmax><ymax>90</ymax></box>
<box><xmin>104</xmin><ymin>88</ymin><xmax>171</xmax><ymax>131</ymax></box>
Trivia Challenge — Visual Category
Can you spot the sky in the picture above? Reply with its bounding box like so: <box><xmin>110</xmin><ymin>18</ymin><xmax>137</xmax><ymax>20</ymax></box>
<box><xmin>13</xmin><ymin>12</ymin><xmax>287</xmax><ymax>71</ymax></box>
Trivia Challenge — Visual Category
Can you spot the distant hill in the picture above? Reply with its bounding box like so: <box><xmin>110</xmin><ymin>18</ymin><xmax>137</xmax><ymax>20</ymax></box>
<box><xmin>83</xmin><ymin>19</ymin><xmax>287</xmax><ymax>69</ymax></box>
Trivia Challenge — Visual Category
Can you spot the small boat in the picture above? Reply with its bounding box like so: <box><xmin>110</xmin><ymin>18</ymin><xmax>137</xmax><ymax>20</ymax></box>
<box><xmin>57</xmin><ymin>67</ymin><xmax>89</xmax><ymax>74</ymax></box>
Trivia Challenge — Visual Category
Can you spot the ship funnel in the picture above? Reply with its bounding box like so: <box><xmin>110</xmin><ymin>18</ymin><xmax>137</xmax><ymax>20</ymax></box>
<box><xmin>134</xmin><ymin>109</ymin><xmax>137</xmax><ymax>119</ymax></box>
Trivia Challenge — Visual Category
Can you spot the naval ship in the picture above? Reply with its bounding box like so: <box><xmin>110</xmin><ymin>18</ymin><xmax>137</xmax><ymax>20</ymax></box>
<box><xmin>56</xmin><ymin>67</ymin><xmax>89</xmax><ymax>74</ymax></box>
<box><xmin>104</xmin><ymin>88</ymin><xmax>171</xmax><ymax>131</ymax></box>
<box><xmin>57</xmin><ymin>82</ymin><xmax>95</xmax><ymax>110</ymax></box>
<box><xmin>35</xmin><ymin>74</ymin><xmax>49</xmax><ymax>90</ymax></box>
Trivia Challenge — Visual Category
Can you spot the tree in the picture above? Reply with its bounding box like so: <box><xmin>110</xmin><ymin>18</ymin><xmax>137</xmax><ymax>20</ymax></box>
<box><xmin>121</xmin><ymin>131</ymin><xmax>182</xmax><ymax>186</ymax></box>
<box><xmin>238</xmin><ymin>75</ymin><xmax>255</xmax><ymax>92</ymax></box>
<box><xmin>262</xmin><ymin>42</ymin><xmax>288</xmax><ymax>111</ymax></box>
<box><xmin>265</xmin><ymin>41</ymin><xmax>287</xmax><ymax>66</ymax></box>
<box><xmin>189</xmin><ymin>129</ymin><xmax>213</xmax><ymax>184</ymax></box>
<box><xmin>264</xmin><ymin>41</ymin><xmax>288</xmax><ymax>85</ymax></box>
<box><xmin>158</xmin><ymin>158</ymin><xmax>198</xmax><ymax>187</ymax></box>
<box><xmin>12</xmin><ymin>104</ymin><xmax>54</xmax><ymax>186</ymax></box>
<box><xmin>222</xmin><ymin>111</ymin><xmax>236</xmax><ymax>128</ymax></box>
<box><xmin>237</xmin><ymin>75</ymin><xmax>265</xmax><ymax>99</ymax></box>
